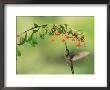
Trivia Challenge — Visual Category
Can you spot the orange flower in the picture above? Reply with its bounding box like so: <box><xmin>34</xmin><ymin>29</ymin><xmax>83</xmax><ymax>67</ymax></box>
<box><xmin>62</xmin><ymin>39</ymin><xmax>65</xmax><ymax>43</ymax></box>
<box><xmin>51</xmin><ymin>38</ymin><xmax>55</xmax><ymax>42</ymax></box>
<box><xmin>65</xmin><ymin>32</ymin><xmax>69</xmax><ymax>40</ymax></box>
<box><xmin>61</xmin><ymin>37</ymin><xmax>66</xmax><ymax>43</ymax></box>
<box><xmin>77</xmin><ymin>39</ymin><xmax>81</xmax><ymax>48</ymax></box>
<box><xmin>51</xmin><ymin>36</ymin><xmax>55</xmax><ymax>42</ymax></box>
<box><xmin>72</xmin><ymin>32</ymin><xmax>76</xmax><ymax>36</ymax></box>
<box><xmin>54</xmin><ymin>31</ymin><xmax>60</xmax><ymax>36</ymax></box>
<box><xmin>66</xmin><ymin>32</ymin><xmax>69</xmax><ymax>36</ymax></box>
<box><xmin>72</xmin><ymin>36</ymin><xmax>76</xmax><ymax>41</ymax></box>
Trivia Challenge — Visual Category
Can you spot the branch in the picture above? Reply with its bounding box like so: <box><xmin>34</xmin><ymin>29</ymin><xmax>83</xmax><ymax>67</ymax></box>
<box><xmin>17</xmin><ymin>24</ymin><xmax>40</xmax><ymax>37</ymax></box>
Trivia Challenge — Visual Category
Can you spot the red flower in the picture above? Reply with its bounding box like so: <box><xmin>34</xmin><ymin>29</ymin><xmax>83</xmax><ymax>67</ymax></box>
<box><xmin>65</xmin><ymin>32</ymin><xmax>69</xmax><ymax>40</ymax></box>
<box><xmin>61</xmin><ymin>36</ymin><xmax>66</xmax><ymax>43</ymax></box>
<box><xmin>51</xmin><ymin>36</ymin><xmax>55</xmax><ymax>42</ymax></box>
<box><xmin>77</xmin><ymin>39</ymin><xmax>81</xmax><ymax>48</ymax></box>
<box><xmin>62</xmin><ymin>39</ymin><xmax>66</xmax><ymax>43</ymax></box>
<box><xmin>55</xmin><ymin>31</ymin><xmax>60</xmax><ymax>36</ymax></box>
<box><xmin>72</xmin><ymin>32</ymin><xmax>76</xmax><ymax>36</ymax></box>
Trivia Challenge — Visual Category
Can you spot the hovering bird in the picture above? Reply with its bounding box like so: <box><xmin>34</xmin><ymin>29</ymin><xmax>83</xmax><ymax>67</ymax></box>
<box><xmin>64</xmin><ymin>42</ymin><xmax>90</xmax><ymax>74</ymax></box>
<box><xmin>64</xmin><ymin>42</ymin><xmax>89</xmax><ymax>61</ymax></box>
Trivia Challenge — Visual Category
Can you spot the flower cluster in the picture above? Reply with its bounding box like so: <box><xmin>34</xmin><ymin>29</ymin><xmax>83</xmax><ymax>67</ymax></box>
<box><xmin>50</xmin><ymin>28</ymin><xmax>86</xmax><ymax>48</ymax></box>
<box><xmin>16</xmin><ymin>24</ymin><xmax>87</xmax><ymax>59</ymax></box>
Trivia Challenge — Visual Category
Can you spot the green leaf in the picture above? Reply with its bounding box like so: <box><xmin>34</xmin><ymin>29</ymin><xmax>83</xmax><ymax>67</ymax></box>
<box><xmin>33</xmin><ymin>29</ymin><xmax>38</xmax><ymax>33</ymax></box>
<box><xmin>68</xmin><ymin>30</ymin><xmax>73</xmax><ymax>35</ymax></box>
<box><xmin>32</xmin><ymin>34</ymin><xmax>38</xmax><ymax>43</ymax></box>
<box><xmin>80</xmin><ymin>35</ymin><xmax>85</xmax><ymax>42</ymax></box>
<box><xmin>39</xmin><ymin>33</ymin><xmax>45</xmax><ymax>39</ymax></box>
<box><xmin>24</xmin><ymin>32</ymin><xmax>27</xmax><ymax>40</ymax></box>
<box><xmin>26</xmin><ymin>32</ymin><xmax>34</xmax><ymax>42</ymax></box>
<box><xmin>27</xmin><ymin>38</ymin><xmax>38</xmax><ymax>47</ymax></box>
<box><xmin>32</xmin><ymin>38</ymin><xmax>38</xmax><ymax>46</ymax></box>
<box><xmin>42</xmin><ymin>24</ymin><xmax>47</xmax><ymax>28</ymax></box>
<box><xmin>34</xmin><ymin>24</ymin><xmax>39</xmax><ymax>28</ymax></box>
<box><xmin>75</xmin><ymin>33</ymin><xmax>78</xmax><ymax>39</ymax></box>
<box><xmin>18</xmin><ymin>32</ymin><xmax>27</xmax><ymax>46</ymax></box>
<box><xmin>64</xmin><ymin>24</ymin><xmax>68</xmax><ymax>29</ymax></box>
<box><xmin>60</xmin><ymin>25</ymin><xmax>66</xmax><ymax>34</ymax></box>
<box><xmin>48</xmin><ymin>31</ymin><xmax>53</xmax><ymax>36</ymax></box>
<box><xmin>18</xmin><ymin>37</ymin><xmax>25</xmax><ymax>46</ymax></box>
<box><xmin>58</xmin><ymin>28</ymin><xmax>62</xmax><ymax>33</ymax></box>
<box><xmin>16</xmin><ymin>46</ymin><xmax>21</xmax><ymax>56</ymax></box>
<box><xmin>51</xmin><ymin>28</ymin><xmax>56</xmax><ymax>33</ymax></box>
<box><xmin>26</xmin><ymin>31</ymin><xmax>38</xmax><ymax>46</ymax></box>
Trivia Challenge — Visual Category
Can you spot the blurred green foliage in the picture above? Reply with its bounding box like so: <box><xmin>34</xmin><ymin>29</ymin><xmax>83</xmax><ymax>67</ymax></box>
<box><xmin>16</xmin><ymin>16</ymin><xmax>94</xmax><ymax>74</ymax></box>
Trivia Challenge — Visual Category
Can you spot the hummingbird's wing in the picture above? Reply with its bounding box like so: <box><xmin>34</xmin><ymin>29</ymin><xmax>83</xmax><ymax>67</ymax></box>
<box><xmin>72</xmin><ymin>51</ymin><xmax>90</xmax><ymax>61</ymax></box>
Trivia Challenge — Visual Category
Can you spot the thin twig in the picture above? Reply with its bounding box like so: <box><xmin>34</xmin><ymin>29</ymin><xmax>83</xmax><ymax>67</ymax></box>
<box><xmin>65</xmin><ymin>42</ymin><xmax>68</xmax><ymax>49</ymax></box>
<box><xmin>17</xmin><ymin>27</ymin><xmax>35</xmax><ymax>37</ymax></box>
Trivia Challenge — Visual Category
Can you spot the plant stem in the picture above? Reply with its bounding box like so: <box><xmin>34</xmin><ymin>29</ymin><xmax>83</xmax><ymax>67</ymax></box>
<box><xmin>17</xmin><ymin>24</ymin><xmax>42</xmax><ymax>37</ymax></box>
<box><xmin>17</xmin><ymin>27</ymin><xmax>36</xmax><ymax>37</ymax></box>
<box><xmin>64</xmin><ymin>42</ymin><xmax>74</xmax><ymax>74</ymax></box>
<box><xmin>70</xmin><ymin>60</ymin><xmax>74</xmax><ymax>74</ymax></box>
<box><xmin>65</xmin><ymin>42</ymin><xmax>68</xmax><ymax>49</ymax></box>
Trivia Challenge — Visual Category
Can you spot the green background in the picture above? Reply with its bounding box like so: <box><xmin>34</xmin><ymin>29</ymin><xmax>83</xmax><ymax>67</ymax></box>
<box><xmin>16</xmin><ymin>16</ymin><xmax>94</xmax><ymax>74</ymax></box>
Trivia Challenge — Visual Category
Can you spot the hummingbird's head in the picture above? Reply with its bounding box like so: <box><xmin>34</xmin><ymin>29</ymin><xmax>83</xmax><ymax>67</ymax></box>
<box><xmin>64</xmin><ymin>48</ymin><xmax>69</xmax><ymax>56</ymax></box>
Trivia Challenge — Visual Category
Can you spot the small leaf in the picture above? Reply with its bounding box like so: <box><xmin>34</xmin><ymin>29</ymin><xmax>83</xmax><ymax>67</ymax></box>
<box><xmin>28</xmin><ymin>37</ymin><xmax>38</xmax><ymax>47</ymax></box>
<box><xmin>75</xmin><ymin>32</ymin><xmax>78</xmax><ymax>39</ymax></box>
<box><xmin>60</xmin><ymin>25</ymin><xmax>66</xmax><ymax>34</ymax></box>
<box><xmin>34</xmin><ymin>24</ymin><xmax>39</xmax><ymax>28</ymax></box>
<box><xmin>26</xmin><ymin>32</ymin><xmax>34</xmax><ymax>42</ymax></box>
<box><xmin>64</xmin><ymin>24</ymin><xmax>68</xmax><ymax>29</ymax></box>
<box><xmin>18</xmin><ymin>32</ymin><xmax>27</xmax><ymax>46</ymax></box>
<box><xmin>68</xmin><ymin>30</ymin><xmax>73</xmax><ymax>35</ymax></box>
<box><xmin>33</xmin><ymin>29</ymin><xmax>38</xmax><ymax>33</ymax></box>
<box><xmin>58</xmin><ymin>28</ymin><xmax>62</xmax><ymax>33</ymax></box>
<box><xmin>48</xmin><ymin>31</ymin><xmax>54</xmax><ymax>36</ymax></box>
<box><xmin>26</xmin><ymin>31</ymin><xmax>38</xmax><ymax>46</ymax></box>
<box><xmin>42</xmin><ymin>24</ymin><xmax>47</xmax><ymax>28</ymax></box>
<box><xmin>80</xmin><ymin>35</ymin><xmax>85</xmax><ymax>42</ymax></box>
<box><xmin>24</xmin><ymin>32</ymin><xmax>27</xmax><ymax>40</ymax></box>
<box><xmin>18</xmin><ymin>37</ymin><xmax>25</xmax><ymax>46</ymax></box>
<box><xmin>32</xmin><ymin>38</ymin><xmax>38</xmax><ymax>46</ymax></box>
<box><xmin>16</xmin><ymin>46</ymin><xmax>21</xmax><ymax>56</ymax></box>
<box><xmin>51</xmin><ymin>28</ymin><xmax>56</xmax><ymax>33</ymax></box>
<box><xmin>39</xmin><ymin>33</ymin><xmax>45</xmax><ymax>39</ymax></box>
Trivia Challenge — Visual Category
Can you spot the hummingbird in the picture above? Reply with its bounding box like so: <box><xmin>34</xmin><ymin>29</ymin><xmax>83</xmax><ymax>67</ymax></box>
<box><xmin>64</xmin><ymin>42</ymin><xmax>90</xmax><ymax>74</ymax></box>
